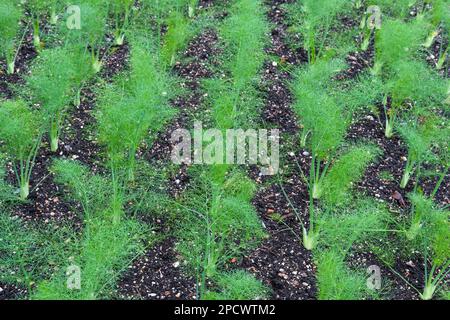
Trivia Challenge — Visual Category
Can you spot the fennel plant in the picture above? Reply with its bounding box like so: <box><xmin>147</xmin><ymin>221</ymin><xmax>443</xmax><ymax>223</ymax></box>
<box><xmin>0</xmin><ymin>100</ymin><xmax>42</xmax><ymax>200</ymax></box>
<box><xmin>26</xmin><ymin>47</ymin><xmax>89</xmax><ymax>152</ymax></box>
<box><xmin>110</xmin><ymin>0</ymin><xmax>134</xmax><ymax>46</ymax></box>
<box><xmin>398</xmin><ymin>117</ymin><xmax>447</xmax><ymax>189</ymax></box>
<box><xmin>0</xmin><ymin>0</ymin><xmax>23</xmax><ymax>75</ymax></box>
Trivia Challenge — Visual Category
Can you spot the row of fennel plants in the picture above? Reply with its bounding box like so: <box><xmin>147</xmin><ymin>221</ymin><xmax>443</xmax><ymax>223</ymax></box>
<box><xmin>176</xmin><ymin>0</ymin><xmax>271</xmax><ymax>300</ymax></box>
<box><xmin>32</xmin><ymin>2</ymin><xmax>198</xmax><ymax>298</ymax></box>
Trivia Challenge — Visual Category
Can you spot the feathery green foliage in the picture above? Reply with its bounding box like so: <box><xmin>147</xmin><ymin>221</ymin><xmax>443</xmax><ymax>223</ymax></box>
<box><xmin>0</xmin><ymin>0</ymin><xmax>23</xmax><ymax>74</ymax></box>
<box><xmin>430</xmin><ymin>0</ymin><xmax>450</xmax><ymax>32</ymax></box>
<box><xmin>51</xmin><ymin>159</ymin><xmax>124</xmax><ymax>221</ymax></box>
<box><xmin>0</xmin><ymin>157</ymin><xmax>15</xmax><ymax>204</ymax></box>
<box><xmin>318</xmin><ymin>199</ymin><xmax>390</xmax><ymax>253</ymax></box>
<box><xmin>203</xmin><ymin>271</ymin><xmax>270</xmax><ymax>300</ymax></box>
<box><xmin>175</xmin><ymin>1</ymin><xmax>268</xmax><ymax>294</ymax></box>
<box><xmin>292</xmin><ymin>59</ymin><xmax>347</xmax><ymax>156</ymax></box>
<box><xmin>366</xmin><ymin>0</ymin><xmax>414</xmax><ymax>18</ymax></box>
<box><xmin>221</xmin><ymin>0</ymin><xmax>267</xmax><ymax>93</ymax></box>
<box><xmin>425</xmin><ymin>0</ymin><xmax>449</xmax><ymax>68</ymax></box>
<box><xmin>386</xmin><ymin>60</ymin><xmax>447</xmax><ymax>110</ymax></box>
<box><xmin>316</xmin><ymin>249</ymin><xmax>367</xmax><ymax>300</ymax></box>
<box><xmin>0</xmin><ymin>100</ymin><xmax>42</xmax><ymax>200</ymax></box>
<box><xmin>0</xmin><ymin>210</ymin><xmax>77</xmax><ymax>291</ymax></box>
<box><xmin>421</xmin><ymin>215</ymin><xmax>449</xmax><ymax>300</ymax></box>
<box><xmin>137</xmin><ymin>0</ymin><xmax>194</xmax><ymax>60</ymax></box>
<box><xmin>62</xmin><ymin>1</ymin><xmax>108</xmax><ymax>72</ymax></box>
<box><xmin>188</xmin><ymin>0</ymin><xmax>199</xmax><ymax>18</ymax></box>
<box><xmin>371</xmin><ymin>13</ymin><xmax>444</xmax><ymax>139</ymax></box>
<box><xmin>406</xmin><ymin>193</ymin><xmax>437</xmax><ymax>241</ymax></box>
<box><xmin>207</xmin><ymin>0</ymin><xmax>267</xmax><ymax>130</ymax></box>
<box><xmin>33</xmin><ymin>217</ymin><xmax>146</xmax><ymax>300</ymax></box>
<box><xmin>33</xmin><ymin>160</ymin><xmax>148</xmax><ymax>299</ymax></box>
<box><xmin>2</xmin><ymin>0</ymin><xmax>446</xmax><ymax>303</ymax></box>
<box><xmin>383</xmin><ymin>60</ymin><xmax>447</xmax><ymax>138</ymax></box>
<box><xmin>139</xmin><ymin>0</ymin><xmax>185</xmax><ymax>16</ymax></box>
<box><xmin>374</xmin><ymin>18</ymin><xmax>429</xmax><ymax>74</ymax></box>
<box><xmin>315</xmin><ymin>199</ymin><xmax>389</xmax><ymax>300</ymax></box>
<box><xmin>322</xmin><ymin>145</ymin><xmax>380</xmax><ymax>207</ymax></box>
<box><xmin>51</xmin><ymin>159</ymin><xmax>112</xmax><ymax>219</ymax></box>
<box><xmin>292</xmin><ymin>60</ymin><xmax>349</xmax><ymax>195</ymax></box>
<box><xmin>26</xmin><ymin>46</ymin><xmax>90</xmax><ymax>152</ymax></box>
<box><xmin>173</xmin><ymin>0</ymin><xmax>268</xmax><ymax>285</ymax></box>
<box><xmin>27</xmin><ymin>0</ymin><xmax>63</xmax><ymax>49</ymax></box>
<box><xmin>177</xmin><ymin>171</ymin><xmax>265</xmax><ymax>280</ymax></box>
<box><xmin>290</xmin><ymin>59</ymin><xmax>352</xmax><ymax>249</ymax></box>
<box><xmin>161</xmin><ymin>10</ymin><xmax>189</xmax><ymax>66</ymax></box>
<box><xmin>335</xmin><ymin>74</ymin><xmax>384</xmax><ymax>115</ymax></box>
<box><xmin>110</xmin><ymin>0</ymin><xmax>134</xmax><ymax>45</ymax></box>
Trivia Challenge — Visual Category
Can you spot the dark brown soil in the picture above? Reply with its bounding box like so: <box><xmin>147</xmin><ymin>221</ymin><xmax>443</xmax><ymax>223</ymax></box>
<box><xmin>346</xmin><ymin>113</ymin><xmax>449</xmax><ymax>299</ymax></box>
<box><xmin>248</xmin><ymin>0</ymin><xmax>450</xmax><ymax>301</ymax></box>
<box><xmin>348</xmin><ymin>251</ymin><xmax>425</xmax><ymax>300</ymax></box>
<box><xmin>347</xmin><ymin>115</ymin><xmax>411</xmax><ymax>207</ymax></box>
<box><xmin>117</xmin><ymin>236</ymin><xmax>197</xmax><ymax>300</ymax></box>
<box><xmin>117</xmin><ymin>216</ymin><xmax>197</xmax><ymax>300</ymax></box>
<box><xmin>247</xmin><ymin>175</ymin><xmax>317</xmax><ymax>299</ymax></box>
<box><xmin>266</xmin><ymin>0</ymin><xmax>308</xmax><ymax>66</ymax></box>
<box><xmin>57</xmin><ymin>44</ymin><xmax>131</xmax><ymax>172</ymax></box>
<box><xmin>261</xmin><ymin>61</ymin><xmax>299</xmax><ymax>133</ymax></box>
<box><xmin>262</xmin><ymin>1</ymin><xmax>306</xmax><ymax>132</ymax></box>
<box><xmin>59</xmin><ymin>85</ymin><xmax>103</xmax><ymax>171</ymax></box>
<box><xmin>0</xmin><ymin>283</ymin><xmax>27</xmax><ymax>300</ymax></box>
<box><xmin>338</xmin><ymin>42</ymin><xmax>375</xmax><ymax>80</ymax></box>
<box><xmin>2</xmin><ymin>0</ymin><xmax>447</xmax><ymax>302</ymax></box>
<box><xmin>146</xmin><ymin>30</ymin><xmax>220</xmax><ymax>201</ymax></box>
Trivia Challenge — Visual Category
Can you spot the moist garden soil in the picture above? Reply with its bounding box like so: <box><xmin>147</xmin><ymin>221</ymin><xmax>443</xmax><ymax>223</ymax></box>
<box><xmin>1</xmin><ymin>0</ymin><xmax>448</xmax><ymax>300</ymax></box>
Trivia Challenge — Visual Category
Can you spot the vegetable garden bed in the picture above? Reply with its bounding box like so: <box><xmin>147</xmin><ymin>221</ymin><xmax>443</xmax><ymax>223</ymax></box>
<box><xmin>0</xmin><ymin>0</ymin><xmax>448</xmax><ymax>301</ymax></box>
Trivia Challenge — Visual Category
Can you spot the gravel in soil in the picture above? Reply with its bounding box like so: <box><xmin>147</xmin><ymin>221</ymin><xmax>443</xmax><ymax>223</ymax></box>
<box><xmin>3</xmin><ymin>0</ymin><xmax>447</xmax><ymax>302</ymax></box>
<box><xmin>246</xmin><ymin>175</ymin><xmax>317</xmax><ymax>299</ymax></box>
<box><xmin>146</xmin><ymin>30</ymin><xmax>219</xmax><ymax>199</ymax></box>
<box><xmin>261</xmin><ymin>61</ymin><xmax>299</xmax><ymax>133</ymax></box>
<box><xmin>348</xmin><ymin>250</ymin><xmax>431</xmax><ymax>300</ymax></box>
<box><xmin>338</xmin><ymin>42</ymin><xmax>375</xmax><ymax>80</ymax></box>
<box><xmin>0</xmin><ymin>283</ymin><xmax>28</xmax><ymax>300</ymax></box>
<box><xmin>117</xmin><ymin>236</ymin><xmax>197</xmax><ymax>300</ymax></box>
<box><xmin>246</xmin><ymin>0</ymin><xmax>450</xmax><ymax>300</ymax></box>
<box><xmin>147</xmin><ymin>30</ymin><xmax>219</xmax><ymax>162</ymax></box>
